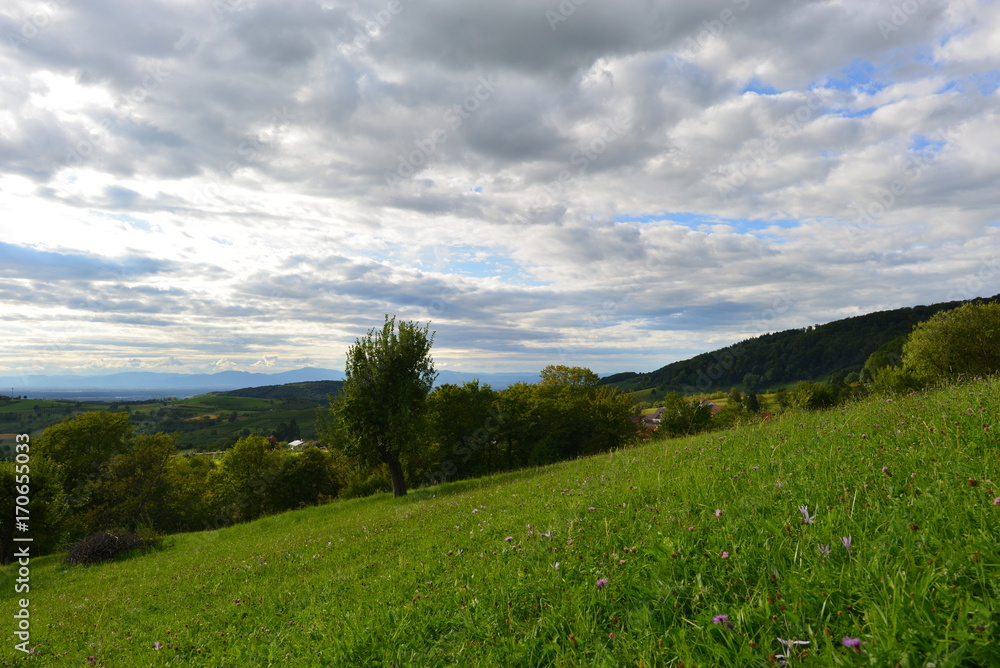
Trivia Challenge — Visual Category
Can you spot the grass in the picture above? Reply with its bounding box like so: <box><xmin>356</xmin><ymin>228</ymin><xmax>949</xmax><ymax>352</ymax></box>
<box><xmin>2</xmin><ymin>378</ymin><xmax>999</xmax><ymax>666</ymax></box>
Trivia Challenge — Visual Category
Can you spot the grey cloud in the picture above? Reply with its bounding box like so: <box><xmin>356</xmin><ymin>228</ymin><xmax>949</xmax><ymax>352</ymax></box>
<box><xmin>0</xmin><ymin>243</ymin><xmax>175</xmax><ymax>281</ymax></box>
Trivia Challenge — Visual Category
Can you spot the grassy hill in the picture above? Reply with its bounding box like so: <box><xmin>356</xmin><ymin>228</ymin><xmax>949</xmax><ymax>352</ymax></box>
<box><xmin>606</xmin><ymin>294</ymin><xmax>1000</xmax><ymax>398</ymax></box>
<box><xmin>3</xmin><ymin>376</ymin><xmax>998</xmax><ymax>666</ymax></box>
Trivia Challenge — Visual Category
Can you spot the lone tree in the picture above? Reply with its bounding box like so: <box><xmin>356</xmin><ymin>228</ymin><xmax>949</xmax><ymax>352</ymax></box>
<box><xmin>329</xmin><ymin>315</ymin><xmax>436</xmax><ymax>497</ymax></box>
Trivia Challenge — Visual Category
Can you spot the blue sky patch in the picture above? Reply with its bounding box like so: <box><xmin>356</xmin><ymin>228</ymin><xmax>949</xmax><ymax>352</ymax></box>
<box><xmin>614</xmin><ymin>212</ymin><xmax>798</xmax><ymax>236</ymax></box>
<box><xmin>910</xmin><ymin>134</ymin><xmax>946</xmax><ymax>154</ymax></box>
<box><xmin>820</xmin><ymin>59</ymin><xmax>887</xmax><ymax>94</ymax></box>
<box><xmin>741</xmin><ymin>78</ymin><xmax>781</xmax><ymax>95</ymax></box>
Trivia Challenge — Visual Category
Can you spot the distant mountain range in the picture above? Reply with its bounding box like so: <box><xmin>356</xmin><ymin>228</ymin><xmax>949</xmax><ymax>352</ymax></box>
<box><xmin>2</xmin><ymin>367</ymin><xmax>542</xmax><ymax>399</ymax></box>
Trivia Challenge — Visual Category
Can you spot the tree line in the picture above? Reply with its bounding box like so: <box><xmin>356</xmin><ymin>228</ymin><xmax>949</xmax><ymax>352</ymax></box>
<box><xmin>0</xmin><ymin>318</ymin><xmax>639</xmax><ymax>562</ymax></box>
<box><xmin>5</xmin><ymin>303</ymin><xmax>996</xmax><ymax>564</ymax></box>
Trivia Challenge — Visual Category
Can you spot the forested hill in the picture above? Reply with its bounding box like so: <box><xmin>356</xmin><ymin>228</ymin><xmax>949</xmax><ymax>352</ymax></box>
<box><xmin>212</xmin><ymin>380</ymin><xmax>344</xmax><ymax>403</ymax></box>
<box><xmin>603</xmin><ymin>294</ymin><xmax>1000</xmax><ymax>395</ymax></box>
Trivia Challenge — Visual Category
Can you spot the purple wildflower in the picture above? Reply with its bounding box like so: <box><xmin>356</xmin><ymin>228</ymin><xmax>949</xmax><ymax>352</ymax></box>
<box><xmin>154</xmin><ymin>642</ymin><xmax>162</xmax><ymax>650</ymax></box>
<box><xmin>712</xmin><ymin>614</ymin><xmax>734</xmax><ymax>629</ymax></box>
<box><xmin>841</xmin><ymin>535</ymin><xmax>852</xmax><ymax>551</ymax></box>
<box><xmin>993</xmin><ymin>497</ymin><xmax>1000</xmax><ymax>506</ymax></box>
<box><xmin>842</xmin><ymin>636</ymin><xmax>866</xmax><ymax>648</ymax></box>
<box><xmin>798</xmin><ymin>505</ymin><xmax>816</xmax><ymax>524</ymax></box>
<box><xmin>596</xmin><ymin>578</ymin><xmax>608</xmax><ymax>590</ymax></box>
<box><xmin>720</xmin><ymin>550</ymin><xmax>729</xmax><ymax>559</ymax></box>
<box><xmin>818</xmin><ymin>543</ymin><xmax>830</xmax><ymax>557</ymax></box>
<box><xmin>504</xmin><ymin>536</ymin><xmax>513</xmax><ymax>542</ymax></box>
<box><xmin>714</xmin><ymin>508</ymin><xmax>722</xmax><ymax>518</ymax></box>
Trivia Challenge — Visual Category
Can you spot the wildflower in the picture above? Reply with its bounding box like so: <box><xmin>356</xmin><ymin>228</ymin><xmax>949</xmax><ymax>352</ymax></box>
<box><xmin>798</xmin><ymin>505</ymin><xmax>816</xmax><ymax>524</ymax></box>
<box><xmin>619</xmin><ymin>559</ymin><xmax>627</xmax><ymax>564</ymax></box>
<box><xmin>778</xmin><ymin>638</ymin><xmax>810</xmax><ymax>646</ymax></box>
<box><xmin>841</xmin><ymin>535</ymin><xmax>852</xmax><ymax>551</ymax></box>
<box><xmin>596</xmin><ymin>578</ymin><xmax>608</xmax><ymax>590</ymax></box>
<box><xmin>688</xmin><ymin>526</ymin><xmax>695</xmax><ymax>531</ymax></box>
<box><xmin>154</xmin><ymin>642</ymin><xmax>162</xmax><ymax>650</ymax></box>
<box><xmin>712</xmin><ymin>614</ymin><xmax>734</xmax><ymax>629</ymax></box>
<box><xmin>993</xmin><ymin>497</ymin><xmax>1000</xmax><ymax>506</ymax></box>
<box><xmin>714</xmin><ymin>508</ymin><xmax>722</xmax><ymax>518</ymax></box>
<box><xmin>818</xmin><ymin>544</ymin><xmax>830</xmax><ymax>557</ymax></box>
<box><xmin>842</xmin><ymin>636</ymin><xmax>866</xmax><ymax>648</ymax></box>
<box><xmin>504</xmin><ymin>536</ymin><xmax>513</xmax><ymax>542</ymax></box>
<box><xmin>720</xmin><ymin>551</ymin><xmax>729</xmax><ymax>559</ymax></box>
<box><xmin>554</xmin><ymin>562</ymin><xmax>560</xmax><ymax>570</ymax></box>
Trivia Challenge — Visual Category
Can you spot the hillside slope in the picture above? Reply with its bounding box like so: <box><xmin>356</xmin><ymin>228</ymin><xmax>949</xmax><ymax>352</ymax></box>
<box><xmin>605</xmin><ymin>294</ymin><xmax>1000</xmax><ymax>395</ymax></box>
<box><xmin>212</xmin><ymin>380</ymin><xmax>345</xmax><ymax>403</ymax></box>
<box><xmin>4</xmin><ymin>377</ymin><xmax>998</xmax><ymax>666</ymax></box>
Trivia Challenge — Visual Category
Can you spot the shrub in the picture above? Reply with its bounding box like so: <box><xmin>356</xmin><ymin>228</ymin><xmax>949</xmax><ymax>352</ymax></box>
<box><xmin>902</xmin><ymin>302</ymin><xmax>1000</xmax><ymax>381</ymax></box>
<box><xmin>65</xmin><ymin>531</ymin><xmax>154</xmax><ymax>565</ymax></box>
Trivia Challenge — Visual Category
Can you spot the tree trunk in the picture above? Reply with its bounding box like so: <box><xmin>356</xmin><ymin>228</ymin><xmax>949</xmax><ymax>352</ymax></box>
<box><xmin>386</xmin><ymin>457</ymin><xmax>407</xmax><ymax>497</ymax></box>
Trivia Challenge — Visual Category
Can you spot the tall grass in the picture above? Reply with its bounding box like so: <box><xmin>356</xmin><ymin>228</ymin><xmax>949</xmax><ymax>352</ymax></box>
<box><xmin>3</xmin><ymin>378</ymin><xmax>998</xmax><ymax>666</ymax></box>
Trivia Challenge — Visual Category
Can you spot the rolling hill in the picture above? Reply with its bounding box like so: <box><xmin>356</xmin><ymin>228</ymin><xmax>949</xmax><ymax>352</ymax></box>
<box><xmin>603</xmin><ymin>294</ymin><xmax>1000</xmax><ymax>397</ymax></box>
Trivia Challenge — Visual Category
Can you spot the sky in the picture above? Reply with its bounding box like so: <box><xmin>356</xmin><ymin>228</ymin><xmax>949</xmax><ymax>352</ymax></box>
<box><xmin>1</xmin><ymin>0</ymin><xmax>998</xmax><ymax>378</ymax></box>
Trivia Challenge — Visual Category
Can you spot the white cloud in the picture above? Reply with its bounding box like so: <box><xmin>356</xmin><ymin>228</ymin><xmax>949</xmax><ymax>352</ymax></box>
<box><xmin>0</xmin><ymin>0</ymin><xmax>998</xmax><ymax>376</ymax></box>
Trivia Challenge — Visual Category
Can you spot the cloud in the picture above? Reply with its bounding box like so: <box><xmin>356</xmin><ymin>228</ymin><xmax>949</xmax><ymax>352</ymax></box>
<box><xmin>0</xmin><ymin>0</ymin><xmax>998</xmax><ymax>375</ymax></box>
<box><xmin>0</xmin><ymin>242</ymin><xmax>174</xmax><ymax>281</ymax></box>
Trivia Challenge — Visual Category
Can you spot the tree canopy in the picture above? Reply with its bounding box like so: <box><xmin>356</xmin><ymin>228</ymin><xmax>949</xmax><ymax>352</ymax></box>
<box><xmin>902</xmin><ymin>302</ymin><xmax>1000</xmax><ymax>382</ymax></box>
<box><xmin>327</xmin><ymin>315</ymin><xmax>436</xmax><ymax>497</ymax></box>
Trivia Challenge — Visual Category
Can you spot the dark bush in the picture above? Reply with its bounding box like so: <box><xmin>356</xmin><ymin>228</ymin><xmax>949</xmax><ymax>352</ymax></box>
<box><xmin>64</xmin><ymin>531</ymin><xmax>153</xmax><ymax>565</ymax></box>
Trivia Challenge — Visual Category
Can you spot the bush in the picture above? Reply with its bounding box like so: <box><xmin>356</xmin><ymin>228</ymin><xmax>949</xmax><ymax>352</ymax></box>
<box><xmin>869</xmin><ymin>365</ymin><xmax>925</xmax><ymax>395</ymax></box>
<box><xmin>339</xmin><ymin>470</ymin><xmax>391</xmax><ymax>499</ymax></box>
<box><xmin>65</xmin><ymin>531</ymin><xmax>154</xmax><ymax>565</ymax></box>
<box><xmin>902</xmin><ymin>302</ymin><xmax>1000</xmax><ymax>381</ymax></box>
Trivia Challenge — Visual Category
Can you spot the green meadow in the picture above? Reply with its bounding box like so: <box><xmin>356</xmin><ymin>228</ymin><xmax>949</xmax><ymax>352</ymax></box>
<box><xmin>3</xmin><ymin>377</ymin><xmax>999</xmax><ymax>666</ymax></box>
